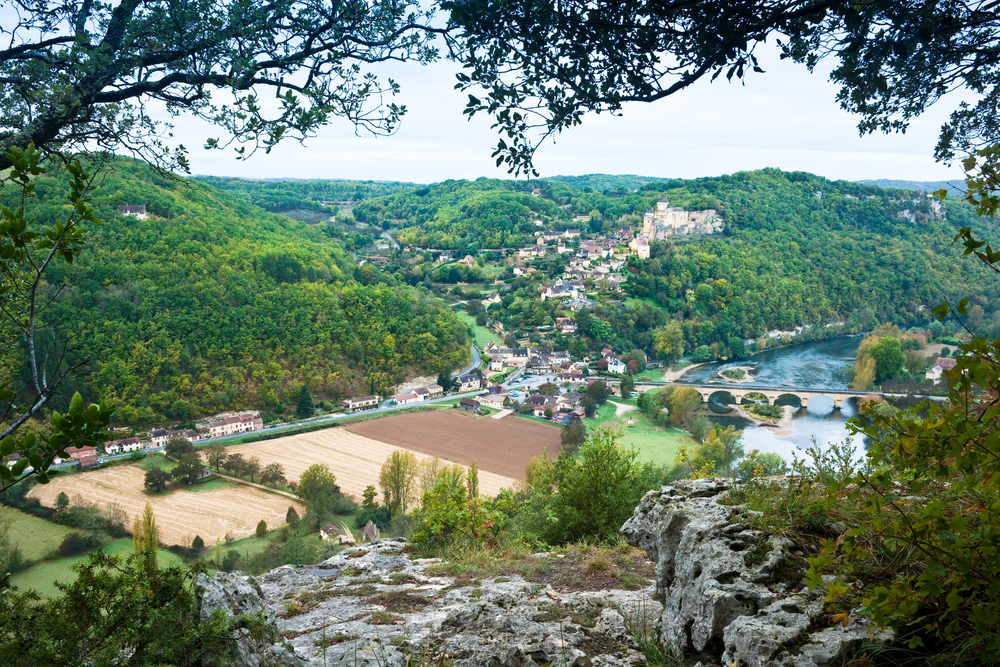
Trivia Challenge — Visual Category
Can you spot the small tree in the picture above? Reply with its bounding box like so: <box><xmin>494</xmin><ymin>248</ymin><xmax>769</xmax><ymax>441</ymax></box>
<box><xmin>286</xmin><ymin>506</ymin><xmax>299</xmax><ymax>526</ymax></box>
<box><xmin>144</xmin><ymin>468</ymin><xmax>171</xmax><ymax>493</ymax></box>
<box><xmin>223</xmin><ymin>453</ymin><xmax>245</xmax><ymax>476</ymax></box>
<box><xmin>437</xmin><ymin>371</ymin><xmax>454</xmax><ymax>392</ymax></box>
<box><xmin>132</xmin><ymin>502</ymin><xmax>159</xmax><ymax>571</ymax></box>
<box><xmin>55</xmin><ymin>492</ymin><xmax>70</xmax><ymax>513</ymax></box>
<box><xmin>260</xmin><ymin>462</ymin><xmax>287</xmax><ymax>488</ymax></box>
<box><xmin>379</xmin><ymin>450</ymin><xmax>418</xmax><ymax>516</ymax></box>
<box><xmin>256</xmin><ymin>520</ymin><xmax>267</xmax><ymax>538</ymax></box>
<box><xmin>362</xmin><ymin>485</ymin><xmax>378</xmax><ymax>508</ymax></box>
<box><xmin>192</xmin><ymin>535</ymin><xmax>205</xmax><ymax>551</ymax></box>
<box><xmin>561</xmin><ymin>416</ymin><xmax>587</xmax><ymax>454</ymax></box>
<box><xmin>204</xmin><ymin>443</ymin><xmax>227</xmax><ymax>472</ymax></box>
<box><xmin>164</xmin><ymin>436</ymin><xmax>194</xmax><ymax>459</ymax></box>
<box><xmin>544</xmin><ymin>407</ymin><xmax>554</xmax><ymax>419</ymax></box>
<box><xmin>619</xmin><ymin>375</ymin><xmax>635</xmax><ymax>398</ymax></box>
<box><xmin>170</xmin><ymin>455</ymin><xmax>203</xmax><ymax>485</ymax></box>
<box><xmin>295</xmin><ymin>384</ymin><xmax>314</xmax><ymax>419</ymax></box>
<box><xmin>243</xmin><ymin>456</ymin><xmax>262</xmax><ymax>483</ymax></box>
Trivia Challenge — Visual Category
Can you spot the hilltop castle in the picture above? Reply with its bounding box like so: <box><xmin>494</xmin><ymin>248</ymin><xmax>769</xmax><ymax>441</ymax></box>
<box><xmin>642</xmin><ymin>197</ymin><xmax>723</xmax><ymax>238</ymax></box>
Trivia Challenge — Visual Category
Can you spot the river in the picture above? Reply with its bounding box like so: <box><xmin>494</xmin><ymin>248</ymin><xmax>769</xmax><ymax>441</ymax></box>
<box><xmin>678</xmin><ymin>336</ymin><xmax>865</xmax><ymax>464</ymax></box>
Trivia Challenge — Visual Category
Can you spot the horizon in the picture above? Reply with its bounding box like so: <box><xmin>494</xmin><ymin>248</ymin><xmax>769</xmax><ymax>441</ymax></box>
<box><xmin>160</xmin><ymin>42</ymin><xmax>970</xmax><ymax>185</ymax></box>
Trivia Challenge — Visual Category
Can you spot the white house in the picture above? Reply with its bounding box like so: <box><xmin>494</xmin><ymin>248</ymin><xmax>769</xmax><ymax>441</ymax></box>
<box><xmin>607</xmin><ymin>358</ymin><xmax>627</xmax><ymax>375</ymax></box>
<box><xmin>394</xmin><ymin>392</ymin><xmax>421</xmax><ymax>405</ymax></box>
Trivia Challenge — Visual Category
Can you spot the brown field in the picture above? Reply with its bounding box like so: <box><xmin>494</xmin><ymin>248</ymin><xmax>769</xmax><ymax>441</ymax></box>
<box><xmin>345</xmin><ymin>410</ymin><xmax>562</xmax><ymax>479</ymax></box>
<box><xmin>28</xmin><ymin>465</ymin><xmax>303</xmax><ymax>547</ymax></box>
<box><xmin>226</xmin><ymin>423</ymin><xmax>523</xmax><ymax>500</ymax></box>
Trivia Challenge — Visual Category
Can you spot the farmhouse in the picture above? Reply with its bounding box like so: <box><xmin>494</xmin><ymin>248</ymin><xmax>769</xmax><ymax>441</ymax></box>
<box><xmin>478</xmin><ymin>393</ymin><xmax>509</xmax><ymax>409</ymax></box>
<box><xmin>459</xmin><ymin>397</ymin><xmax>480</xmax><ymax>413</ymax></box>
<box><xmin>171</xmin><ymin>429</ymin><xmax>200</xmax><ymax>442</ymax></box>
<box><xmin>362</xmin><ymin>520</ymin><xmax>381</xmax><ymax>543</ymax></box>
<box><xmin>150</xmin><ymin>429</ymin><xmax>171</xmax><ymax>448</ymax></box>
<box><xmin>117</xmin><ymin>204</ymin><xmax>149</xmax><ymax>220</ymax></box>
<box><xmin>426</xmin><ymin>384</ymin><xmax>444</xmax><ymax>397</ymax></box>
<box><xmin>455</xmin><ymin>373</ymin><xmax>483</xmax><ymax>392</ymax></box>
<box><xmin>532</xmin><ymin>402</ymin><xmax>560</xmax><ymax>417</ymax></box>
<box><xmin>106</xmin><ymin>437</ymin><xmax>143</xmax><ymax>454</ymax></box>
<box><xmin>78</xmin><ymin>454</ymin><xmax>99</xmax><ymax>470</ymax></box>
<box><xmin>205</xmin><ymin>413</ymin><xmax>264</xmax><ymax>439</ymax></box>
<box><xmin>320</xmin><ymin>524</ymin><xmax>352</xmax><ymax>544</ymax></box>
<box><xmin>556</xmin><ymin>317</ymin><xmax>576</xmax><ymax>333</ymax></box>
<box><xmin>342</xmin><ymin>395</ymin><xmax>380</xmax><ymax>410</ymax></box>
<box><xmin>64</xmin><ymin>445</ymin><xmax>97</xmax><ymax>460</ymax></box>
<box><xmin>394</xmin><ymin>392</ymin><xmax>421</xmax><ymax>405</ymax></box>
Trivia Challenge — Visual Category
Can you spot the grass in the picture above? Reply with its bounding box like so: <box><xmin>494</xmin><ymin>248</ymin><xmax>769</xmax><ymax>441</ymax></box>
<box><xmin>0</xmin><ymin>506</ymin><xmax>75</xmax><ymax>562</ymax></box>
<box><xmin>423</xmin><ymin>540</ymin><xmax>654</xmax><ymax>593</ymax></box>
<box><xmin>585</xmin><ymin>401</ymin><xmax>694</xmax><ymax>466</ymax></box>
<box><xmin>456</xmin><ymin>311</ymin><xmax>500</xmax><ymax>348</ymax></box>
<box><xmin>633</xmin><ymin>368</ymin><xmax>667</xmax><ymax>382</ymax></box>
<box><xmin>10</xmin><ymin>538</ymin><xmax>185</xmax><ymax>599</ymax></box>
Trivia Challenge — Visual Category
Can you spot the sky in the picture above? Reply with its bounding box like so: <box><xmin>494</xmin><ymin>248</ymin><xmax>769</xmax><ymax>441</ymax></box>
<box><xmin>169</xmin><ymin>41</ymin><xmax>971</xmax><ymax>186</ymax></box>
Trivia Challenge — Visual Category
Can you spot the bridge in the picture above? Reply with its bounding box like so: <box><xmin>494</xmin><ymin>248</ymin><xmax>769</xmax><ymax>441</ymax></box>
<box><xmin>634</xmin><ymin>382</ymin><xmax>875</xmax><ymax>409</ymax></box>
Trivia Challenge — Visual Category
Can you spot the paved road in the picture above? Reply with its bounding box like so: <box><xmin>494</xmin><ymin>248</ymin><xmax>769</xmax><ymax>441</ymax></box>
<box><xmin>453</xmin><ymin>345</ymin><xmax>481</xmax><ymax>379</ymax></box>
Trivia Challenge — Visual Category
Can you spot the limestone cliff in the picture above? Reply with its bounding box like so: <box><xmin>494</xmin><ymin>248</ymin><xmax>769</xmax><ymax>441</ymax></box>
<box><xmin>197</xmin><ymin>480</ymin><xmax>891</xmax><ymax>667</ymax></box>
<box><xmin>620</xmin><ymin>479</ymin><xmax>892</xmax><ymax>667</ymax></box>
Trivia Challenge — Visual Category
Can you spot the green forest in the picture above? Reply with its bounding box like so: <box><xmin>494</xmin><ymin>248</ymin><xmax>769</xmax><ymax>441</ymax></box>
<box><xmin>4</xmin><ymin>160</ymin><xmax>469</xmax><ymax>426</ymax></box>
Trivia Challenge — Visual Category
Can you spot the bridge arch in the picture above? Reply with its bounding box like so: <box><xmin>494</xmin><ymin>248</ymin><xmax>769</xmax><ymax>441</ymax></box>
<box><xmin>706</xmin><ymin>390</ymin><xmax>736</xmax><ymax>413</ymax></box>
<box><xmin>774</xmin><ymin>393</ymin><xmax>803</xmax><ymax>408</ymax></box>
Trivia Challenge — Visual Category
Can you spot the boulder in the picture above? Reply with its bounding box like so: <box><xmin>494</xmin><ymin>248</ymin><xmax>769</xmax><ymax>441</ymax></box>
<box><xmin>196</xmin><ymin>570</ymin><xmax>303</xmax><ymax>667</ymax></box>
<box><xmin>620</xmin><ymin>479</ymin><xmax>892</xmax><ymax>666</ymax></box>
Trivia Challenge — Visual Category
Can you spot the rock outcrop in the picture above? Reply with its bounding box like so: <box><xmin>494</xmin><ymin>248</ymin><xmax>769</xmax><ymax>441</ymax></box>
<box><xmin>210</xmin><ymin>538</ymin><xmax>662</xmax><ymax>667</ymax></box>
<box><xmin>197</xmin><ymin>480</ymin><xmax>894</xmax><ymax>667</ymax></box>
<box><xmin>619</xmin><ymin>479</ymin><xmax>892</xmax><ymax>667</ymax></box>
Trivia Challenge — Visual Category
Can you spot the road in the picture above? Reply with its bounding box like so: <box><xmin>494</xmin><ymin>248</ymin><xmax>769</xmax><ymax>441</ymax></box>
<box><xmin>453</xmin><ymin>344</ymin><xmax>481</xmax><ymax>379</ymax></box>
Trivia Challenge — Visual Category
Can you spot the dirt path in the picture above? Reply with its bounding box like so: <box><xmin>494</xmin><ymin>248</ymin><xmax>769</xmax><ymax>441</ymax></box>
<box><xmin>608</xmin><ymin>401</ymin><xmax>636</xmax><ymax>417</ymax></box>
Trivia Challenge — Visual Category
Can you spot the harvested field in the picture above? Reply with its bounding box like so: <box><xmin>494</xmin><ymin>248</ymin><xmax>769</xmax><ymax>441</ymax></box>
<box><xmin>226</xmin><ymin>425</ymin><xmax>521</xmax><ymax>500</ymax></box>
<box><xmin>345</xmin><ymin>410</ymin><xmax>562</xmax><ymax>479</ymax></box>
<box><xmin>28</xmin><ymin>465</ymin><xmax>302</xmax><ymax>547</ymax></box>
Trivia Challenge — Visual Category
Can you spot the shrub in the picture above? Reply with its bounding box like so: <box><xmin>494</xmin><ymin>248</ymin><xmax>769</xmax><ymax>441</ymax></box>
<box><xmin>56</xmin><ymin>532</ymin><xmax>99</xmax><ymax>558</ymax></box>
<box><xmin>256</xmin><ymin>520</ymin><xmax>267</xmax><ymax>538</ymax></box>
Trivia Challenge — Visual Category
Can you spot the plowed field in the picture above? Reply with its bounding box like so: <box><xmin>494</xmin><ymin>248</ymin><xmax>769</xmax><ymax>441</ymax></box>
<box><xmin>226</xmin><ymin>425</ymin><xmax>520</xmax><ymax>499</ymax></box>
<box><xmin>345</xmin><ymin>410</ymin><xmax>562</xmax><ymax>479</ymax></box>
<box><xmin>28</xmin><ymin>465</ymin><xmax>303</xmax><ymax>546</ymax></box>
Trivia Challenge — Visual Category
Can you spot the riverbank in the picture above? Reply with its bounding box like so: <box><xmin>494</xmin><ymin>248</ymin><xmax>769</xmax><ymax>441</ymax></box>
<box><xmin>729</xmin><ymin>404</ymin><xmax>795</xmax><ymax>437</ymax></box>
<box><xmin>661</xmin><ymin>362</ymin><xmax>709</xmax><ymax>381</ymax></box>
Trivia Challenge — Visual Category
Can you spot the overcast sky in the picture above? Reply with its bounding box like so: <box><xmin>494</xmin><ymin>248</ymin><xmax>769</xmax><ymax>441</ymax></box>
<box><xmin>172</xmin><ymin>41</ymin><xmax>970</xmax><ymax>186</ymax></box>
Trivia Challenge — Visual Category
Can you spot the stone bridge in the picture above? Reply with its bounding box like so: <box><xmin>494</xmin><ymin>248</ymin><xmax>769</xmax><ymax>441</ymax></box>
<box><xmin>635</xmin><ymin>382</ymin><xmax>876</xmax><ymax>409</ymax></box>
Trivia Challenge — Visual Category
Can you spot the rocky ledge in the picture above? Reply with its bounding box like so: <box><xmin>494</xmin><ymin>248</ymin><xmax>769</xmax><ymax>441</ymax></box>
<box><xmin>196</xmin><ymin>479</ymin><xmax>893</xmax><ymax>667</ymax></box>
<box><xmin>620</xmin><ymin>479</ymin><xmax>892</xmax><ymax>667</ymax></box>
<box><xmin>198</xmin><ymin>538</ymin><xmax>662</xmax><ymax>667</ymax></box>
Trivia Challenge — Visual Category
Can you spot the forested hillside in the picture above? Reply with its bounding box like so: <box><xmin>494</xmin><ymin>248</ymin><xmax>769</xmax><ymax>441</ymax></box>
<box><xmin>622</xmin><ymin>169</ymin><xmax>997</xmax><ymax>352</ymax></box>
<box><xmin>348</xmin><ymin>169</ymin><xmax>997</xmax><ymax>358</ymax></box>
<box><xmin>6</xmin><ymin>160</ymin><xmax>469</xmax><ymax>426</ymax></box>
<box><xmin>193</xmin><ymin>176</ymin><xmax>417</xmax><ymax>213</ymax></box>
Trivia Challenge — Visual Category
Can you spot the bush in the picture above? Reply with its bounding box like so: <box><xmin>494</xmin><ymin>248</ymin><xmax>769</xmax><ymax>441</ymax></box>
<box><xmin>256</xmin><ymin>520</ymin><xmax>267</xmax><ymax>538</ymax></box>
<box><xmin>56</xmin><ymin>532</ymin><xmax>99</xmax><ymax>558</ymax></box>
<box><xmin>192</xmin><ymin>535</ymin><xmax>204</xmax><ymax>551</ymax></box>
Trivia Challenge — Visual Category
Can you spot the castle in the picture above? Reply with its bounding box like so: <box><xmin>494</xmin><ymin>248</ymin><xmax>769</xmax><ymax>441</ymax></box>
<box><xmin>641</xmin><ymin>197</ymin><xmax>723</xmax><ymax>238</ymax></box>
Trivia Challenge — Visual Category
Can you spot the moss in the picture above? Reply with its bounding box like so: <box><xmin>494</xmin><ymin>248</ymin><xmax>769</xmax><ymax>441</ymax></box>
<box><xmin>743</xmin><ymin>541</ymin><xmax>771</xmax><ymax>567</ymax></box>
<box><xmin>314</xmin><ymin>633</ymin><xmax>358</xmax><ymax>648</ymax></box>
